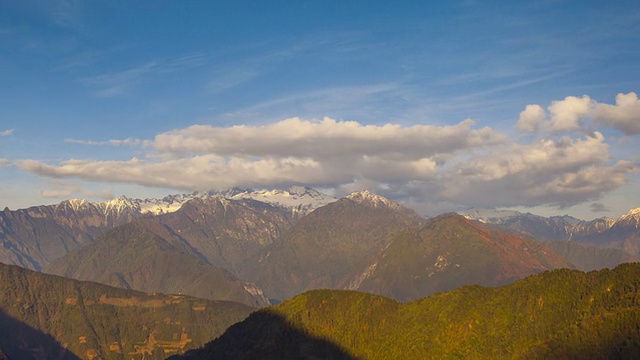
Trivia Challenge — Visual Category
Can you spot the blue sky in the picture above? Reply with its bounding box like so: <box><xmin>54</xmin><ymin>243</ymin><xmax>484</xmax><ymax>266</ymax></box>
<box><xmin>1</xmin><ymin>0</ymin><xmax>639</xmax><ymax>219</ymax></box>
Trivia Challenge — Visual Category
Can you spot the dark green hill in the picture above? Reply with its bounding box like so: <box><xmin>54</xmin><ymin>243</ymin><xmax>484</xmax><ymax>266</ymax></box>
<box><xmin>43</xmin><ymin>222</ymin><xmax>270</xmax><ymax>307</ymax></box>
<box><xmin>179</xmin><ymin>263</ymin><xmax>640</xmax><ymax>360</ymax></box>
<box><xmin>0</xmin><ymin>262</ymin><xmax>254</xmax><ymax>360</ymax></box>
<box><xmin>351</xmin><ymin>213</ymin><xmax>572</xmax><ymax>301</ymax></box>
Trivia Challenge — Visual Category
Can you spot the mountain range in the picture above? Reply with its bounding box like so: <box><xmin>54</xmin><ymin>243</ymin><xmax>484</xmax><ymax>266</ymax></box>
<box><xmin>460</xmin><ymin>207</ymin><xmax>640</xmax><ymax>258</ymax></box>
<box><xmin>1</xmin><ymin>186</ymin><xmax>640</xmax><ymax>359</ymax></box>
<box><xmin>0</xmin><ymin>186</ymin><xmax>333</xmax><ymax>271</ymax></box>
<box><xmin>2</xmin><ymin>186</ymin><xmax>640</xmax><ymax>306</ymax></box>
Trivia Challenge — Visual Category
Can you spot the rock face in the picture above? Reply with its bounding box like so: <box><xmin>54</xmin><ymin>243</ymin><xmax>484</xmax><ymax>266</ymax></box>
<box><xmin>0</xmin><ymin>263</ymin><xmax>254</xmax><ymax>360</ymax></box>
<box><xmin>349</xmin><ymin>213</ymin><xmax>572</xmax><ymax>301</ymax></box>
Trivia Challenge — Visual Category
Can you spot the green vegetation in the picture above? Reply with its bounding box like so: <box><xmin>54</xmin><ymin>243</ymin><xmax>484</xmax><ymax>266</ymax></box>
<box><xmin>183</xmin><ymin>263</ymin><xmax>640</xmax><ymax>359</ymax></box>
<box><xmin>0</xmin><ymin>263</ymin><xmax>254</xmax><ymax>359</ymax></box>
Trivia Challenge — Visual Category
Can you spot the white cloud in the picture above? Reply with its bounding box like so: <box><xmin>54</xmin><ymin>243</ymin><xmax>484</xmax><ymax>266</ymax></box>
<box><xmin>593</xmin><ymin>92</ymin><xmax>640</xmax><ymax>135</ymax></box>
<box><xmin>548</xmin><ymin>95</ymin><xmax>594</xmax><ymax>132</ymax></box>
<box><xmin>516</xmin><ymin>104</ymin><xmax>546</xmax><ymax>132</ymax></box>
<box><xmin>1</xmin><ymin>129</ymin><xmax>14</xmax><ymax>137</ymax></box>
<box><xmin>151</xmin><ymin>117</ymin><xmax>504</xmax><ymax>159</ymax></box>
<box><xmin>8</xmin><ymin>104</ymin><xmax>639</xmax><ymax>212</ymax></box>
<box><xmin>65</xmin><ymin>138</ymin><xmax>143</xmax><ymax>146</ymax></box>
<box><xmin>432</xmin><ymin>132</ymin><xmax>637</xmax><ymax>208</ymax></box>
<box><xmin>517</xmin><ymin>92</ymin><xmax>640</xmax><ymax>135</ymax></box>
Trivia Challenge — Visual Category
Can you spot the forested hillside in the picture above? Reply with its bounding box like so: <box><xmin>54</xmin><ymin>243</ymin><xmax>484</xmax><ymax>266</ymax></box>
<box><xmin>180</xmin><ymin>264</ymin><xmax>640</xmax><ymax>359</ymax></box>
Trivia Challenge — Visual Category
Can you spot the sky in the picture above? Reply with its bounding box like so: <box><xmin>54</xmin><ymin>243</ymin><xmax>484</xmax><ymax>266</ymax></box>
<box><xmin>0</xmin><ymin>0</ymin><xmax>639</xmax><ymax>220</ymax></box>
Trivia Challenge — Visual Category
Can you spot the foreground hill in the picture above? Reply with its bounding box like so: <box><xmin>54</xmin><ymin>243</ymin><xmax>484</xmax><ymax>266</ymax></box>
<box><xmin>349</xmin><ymin>213</ymin><xmax>572</xmax><ymax>301</ymax></box>
<box><xmin>179</xmin><ymin>263</ymin><xmax>640</xmax><ymax>360</ymax></box>
<box><xmin>0</xmin><ymin>263</ymin><xmax>254</xmax><ymax>360</ymax></box>
<box><xmin>43</xmin><ymin>221</ymin><xmax>270</xmax><ymax>307</ymax></box>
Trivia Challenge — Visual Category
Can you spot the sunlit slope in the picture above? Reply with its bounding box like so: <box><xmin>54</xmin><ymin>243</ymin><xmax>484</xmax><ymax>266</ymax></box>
<box><xmin>0</xmin><ymin>263</ymin><xmax>254</xmax><ymax>360</ymax></box>
<box><xmin>182</xmin><ymin>263</ymin><xmax>640</xmax><ymax>360</ymax></box>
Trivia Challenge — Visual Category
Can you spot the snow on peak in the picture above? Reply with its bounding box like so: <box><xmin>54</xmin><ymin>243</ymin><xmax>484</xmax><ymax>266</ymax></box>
<box><xmin>50</xmin><ymin>187</ymin><xmax>337</xmax><ymax>217</ymax></box>
<box><xmin>346</xmin><ymin>190</ymin><xmax>402</xmax><ymax>210</ymax></box>
<box><xmin>626</xmin><ymin>207</ymin><xmax>640</xmax><ymax>216</ymax></box>
<box><xmin>458</xmin><ymin>208</ymin><xmax>523</xmax><ymax>223</ymax></box>
<box><xmin>617</xmin><ymin>207</ymin><xmax>640</xmax><ymax>224</ymax></box>
<box><xmin>98</xmin><ymin>196</ymin><xmax>141</xmax><ymax>215</ymax></box>
<box><xmin>227</xmin><ymin>186</ymin><xmax>336</xmax><ymax>214</ymax></box>
<box><xmin>58</xmin><ymin>198</ymin><xmax>90</xmax><ymax>212</ymax></box>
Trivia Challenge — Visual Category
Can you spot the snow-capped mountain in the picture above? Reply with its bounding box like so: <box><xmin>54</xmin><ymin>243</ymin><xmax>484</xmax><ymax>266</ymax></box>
<box><xmin>615</xmin><ymin>208</ymin><xmax>640</xmax><ymax>229</ymax></box>
<box><xmin>224</xmin><ymin>186</ymin><xmax>336</xmax><ymax>216</ymax></box>
<box><xmin>69</xmin><ymin>186</ymin><xmax>337</xmax><ymax>217</ymax></box>
<box><xmin>346</xmin><ymin>190</ymin><xmax>405</xmax><ymax>210</ymax></box>
<box><xmin>459</xmin><ymin>208</ymin><xmax>524</xmax><ymax>224</ymax></box>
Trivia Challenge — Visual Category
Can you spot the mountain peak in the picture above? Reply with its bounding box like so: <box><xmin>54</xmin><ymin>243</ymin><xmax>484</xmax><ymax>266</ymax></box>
<box><xmin>626</xmin><ymin>208</ymin><xmax>640</xmax><ymax>216</ymax></box>
<box><xmin>98</xmin><ymin>195</ymin><xmax>141</xmax><ymax>215</ymax></box>
<box><xmin>58</xmin><ymin>198</ymin><xmax>91</xmax><ymax>212</ymax></box>
<box><xmin>345</xmin><ymin>190</ymin><xmax>402</xmax><ymax>210</ymax></box>
<box><xmin>226</xmin><ymin>187</ymin><xmax>336</xmax><ymax>215</ymax></box>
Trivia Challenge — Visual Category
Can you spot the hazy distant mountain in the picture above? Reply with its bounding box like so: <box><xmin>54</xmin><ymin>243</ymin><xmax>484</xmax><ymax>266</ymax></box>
<box><xmin>348</xmin><ymin>213</ymin><xmax>572</xmax><ymax>301</ymax></box>
<box><xmin>44</xmin><ymin>221</ymin><xmax>270</xmax><ymax>307</ymax></box>
<box><xmin>179</xmin><ymin>264</ymin><xmax>640</xmax><ymax>360</ymax></box>
<box><xmin>461</xmin><ymin>207</ymin><xmax>640</xmax><ymax>258</ymax></box>
<box><xmin>543</xmin><ymin>240</ymin><xmax>638</xmax><ymax>271</ymax></box>
<box><xmin>578</xmin><ymin>208</ymin><xmax>640</xmax><ymax>257</ymax></box>
<box><xmin>0</xmin><ymin>263</ymin><xmax>253</xmax><ymax>360</ymax></box>
<box><xmin>246</xmin><ymin>191</ymin><xmax>425</xmax><ymax>300</ymax></box>
<box><xmin>460</xmin><ymin>208</ymin><xmax>585</xmax><ymax>240</ymax></box>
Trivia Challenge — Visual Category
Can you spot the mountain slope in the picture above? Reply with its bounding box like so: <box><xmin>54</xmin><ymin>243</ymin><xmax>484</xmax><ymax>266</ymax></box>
<box><xmin>0</xmin><ymin>263</ymin><xmax>254</xmax><ymax>360</ymax></box>
<box><xmin>179</xmin><ymin>264</ymin><xmax>640</xmax><ymax>360</ymax></box>
<box><xmin>350</xmin><ymin>213</ymin><xmax>572</xmax><ymax>301</ymax></box>
<box><xmin>153</xmin><ymin>197</ymin><xmax>294</xmax><ymax>277</ymax></box>
<box><xmin>248</xmin><ymin>191</ymin><xmax>425</xmax><ymax>300</ymax></box>
<box><xmin>44</xmin><ymin>221</ymin><xmax>270</xmax><ymax>307</ymax></box>
<box><xmin>543</xmin><ymin>240</ymin><xmax>638</xmax><ymax>271</ymax></box>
